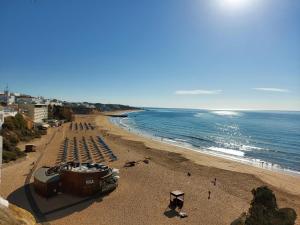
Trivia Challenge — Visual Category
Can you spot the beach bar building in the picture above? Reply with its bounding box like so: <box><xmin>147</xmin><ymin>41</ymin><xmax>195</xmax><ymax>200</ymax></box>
<box><xmin>34</xmin><ymin>162</ymin><xmax>119</xmax><ymax>198</ymax></box>
<box><xmin>34</xmin><ymin>167</ymin><xmax>61</xmax><ymax>197</ymax></box>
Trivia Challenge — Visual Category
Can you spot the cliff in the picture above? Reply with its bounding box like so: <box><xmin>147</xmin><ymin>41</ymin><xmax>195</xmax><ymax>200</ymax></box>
<box><xmin>0</xmin><ymin>203</ymin><xmax>36</xmax><ymax>225</ymax></box>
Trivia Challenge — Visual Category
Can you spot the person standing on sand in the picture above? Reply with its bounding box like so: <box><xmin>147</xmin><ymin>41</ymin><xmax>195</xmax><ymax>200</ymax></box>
<box><xmin>208</xmin><ymin>191</ymin><xmax>211</xmax><ymax>199</ymax></box>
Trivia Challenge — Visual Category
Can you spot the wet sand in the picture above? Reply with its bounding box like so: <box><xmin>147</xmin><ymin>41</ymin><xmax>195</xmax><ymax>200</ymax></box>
<box><xmin>1</xmin><ymin>112</ymin><xmax>299</xmax><ymax>225</ymax></box>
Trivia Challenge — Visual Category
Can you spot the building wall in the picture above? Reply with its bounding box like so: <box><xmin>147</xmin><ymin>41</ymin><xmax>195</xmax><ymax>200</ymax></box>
<box><xmin>0</xmin><ymin>93</ymin><xmax>15</xmax><ymax>105</ymax></box>
<box><xmin>61</xmin><ymin>170</ymin><xmax>109</xmax><ymax>197</ymax></box>
<box><xmin>15</xmin><ymin>96</ymin><xmax>33</xmax><ymax>104</ymax></box>
<box><xmin>33</xmin><ymin>178</ymin><xmax>60</xmax><ymax>198</ymax></box>
<box><xmin>3</xmin><ymin>107</ymin><xmax>18</xmax><ymax>118</ymax></box>
<box><xmin>8</xmin><ymin>95</ymin><xmax>15</xmax><ymax>105</ymax></box>
<box><xmin>0</xmin><ymin>95</ymin><xmax>6</xmax><ymax>104</ymax></box>
<box><xmin>20</xmin><ymin>104</ymin><xmax>48</xmax><ymax>123</ymax></box>
<box><xmin>34</xmin><ymin>105</ymin><xmax>48</xmax><ymax>123</ymax></box>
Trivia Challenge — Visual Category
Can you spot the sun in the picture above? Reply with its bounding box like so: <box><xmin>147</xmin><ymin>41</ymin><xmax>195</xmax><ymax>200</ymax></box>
<box><xmin>219</xmin><ymin>0</ymin><xmax>251</xmax><ymax>11</ymax></box>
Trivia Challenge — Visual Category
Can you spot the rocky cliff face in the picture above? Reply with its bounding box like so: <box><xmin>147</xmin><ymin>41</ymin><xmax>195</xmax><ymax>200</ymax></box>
<box><xmin>231</xmin><ymin>186</ymin><xmax>297</xmax><ymax>225</ymax></box>
<box><xmin>0</xmin><ymin>203</ymin><xmax>36</xmax><ymax>225</ymax></box>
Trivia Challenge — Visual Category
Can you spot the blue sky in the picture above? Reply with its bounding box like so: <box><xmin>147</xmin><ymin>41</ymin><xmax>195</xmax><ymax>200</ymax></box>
<box><xmin>0</xmin><ymin>0</ymin><xmax>299</xmax><ymax>110</ymax></box>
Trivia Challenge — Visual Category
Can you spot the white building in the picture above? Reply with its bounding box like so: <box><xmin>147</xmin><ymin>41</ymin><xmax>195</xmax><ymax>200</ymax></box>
<box><xmin>3</xmin><ymin>107</ymin><xmax>18</xmax><ymax>118</ymax></box>
<box><xmin>8</xmin><ymin>95</ymin><xmax>15</xmax><ymax>105</ymax></box>
<box><xmin>49</xmin><ymin>100</ymin><xmax>63</xmax><ymax>106</ymax></box>
<box><xmin>20</xmin><ymin>104</ymin><xmax>48</xmax><ymax>124</ymax></box>
<box><xmin>0</xmin><ymin>93</ymin><xmax>7</xmax><ymax>105</ymax></box>
<box><xmin>0</xmin><ymin>91</ymin><xmax>15</xmax><ymax>105</ymax></box>
<box><xmin>15</xmin><ymin>95</ymin><xmax>34</xmax><ymax>104</ymax></box>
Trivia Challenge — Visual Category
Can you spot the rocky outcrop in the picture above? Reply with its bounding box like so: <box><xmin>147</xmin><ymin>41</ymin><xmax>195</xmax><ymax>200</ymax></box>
<box><xmin>232</xmin><ymin>186</ymin><xmax>297</xmax><ymax>225</ymax></box>
<box><xmin>0</xmin><ymin>203</ymin><xmax>36</xmax><ymax>225</ymax></box>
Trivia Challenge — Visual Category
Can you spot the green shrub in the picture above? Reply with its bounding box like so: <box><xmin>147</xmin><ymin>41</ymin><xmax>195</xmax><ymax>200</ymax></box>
<box><xmin>15</xmin><ymin>147</ymin><xmax>26</xmax><ymax>157</ymax></box>
<box><xmin>2</xmin><ymin>150</ymin><xmax>18</xmax><ymax>163</ymax></box>
<box><xmin>1</xmin><ymin>113</ymin><xmax>36</xmax><ymax>163</ymax></box>
<box><xmin>232</xmin><ymin>186</ymin><xmax>297</xmax><ymax>225</ymax></box>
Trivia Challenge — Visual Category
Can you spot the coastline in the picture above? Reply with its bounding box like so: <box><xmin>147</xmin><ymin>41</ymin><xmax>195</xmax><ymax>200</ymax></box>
<box><xmin>1</xmin><ymin>112</ymin><xmax>299</xmax><ymax>225</ymax></box>
<box><xmin>103</xmin><ymin>110</ymin><xmax>300</xmax><ymax>196</ymax></box>
<box><xmin>110</xmin><ymin>111</ymin><xmax>300</xmax><ymax>176</ymax></box>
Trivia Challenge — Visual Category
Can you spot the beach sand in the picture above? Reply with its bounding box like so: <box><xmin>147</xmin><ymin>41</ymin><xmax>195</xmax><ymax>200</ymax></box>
<box><xmin>1</xmin><ymin>111</ymin><xmax>300</xmax><ymax>225</ymax></box>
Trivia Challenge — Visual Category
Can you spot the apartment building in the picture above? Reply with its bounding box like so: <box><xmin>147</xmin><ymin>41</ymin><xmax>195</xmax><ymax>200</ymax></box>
<box><xmin>20</xmin><ymin>104</ymin><xmax>48</xmax><ymax>124</ymax></box>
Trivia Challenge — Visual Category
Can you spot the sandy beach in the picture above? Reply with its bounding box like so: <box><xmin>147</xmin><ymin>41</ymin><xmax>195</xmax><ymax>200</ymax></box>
<box><xmin>1</xmin><ymin>111</ymin><xmax>300</xmax><ymax>225</ymax></box>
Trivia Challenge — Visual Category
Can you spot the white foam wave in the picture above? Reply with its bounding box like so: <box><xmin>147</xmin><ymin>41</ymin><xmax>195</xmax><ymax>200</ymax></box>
<box><xmin>240</xmin><ymin>145</ymin><xmax>263</xmax><ymax>151</ymax></box>
<box><xmin>211</xmin><ymin>111</ymin><xmax>240</xmax><ymax>116</ymax></box>
<box><xmin>174</xmin><ymin>138</ymin><xmax>187</xmax><ymax>142</ymax></box>
<box><xmin>208</xmin><ymin>146</ymin><xmax>245</xmax><ymax>156</ymax></box>
<box><xmin>163</xmin><ymin>138</ymin><xmax>178</xmax><ymax>143</ymax></box>
<box><xmin>221</xmin><ymin>142</ymin><xmax>263</xmax><ymax>151</ymax></box>
<box><xmin>119</xmin><ymin>118</ymin><xmax>130</xmax><ymax>129</ymax></box>
<box><xmin>194</xmin><ymin>113</ymin><xmax>205</xmax><ymax>117</ymax></box>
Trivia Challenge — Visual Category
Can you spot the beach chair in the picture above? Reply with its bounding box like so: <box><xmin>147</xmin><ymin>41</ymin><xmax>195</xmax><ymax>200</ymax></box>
<box><xmin>82</xmin><ymin>137</ymin><xmax>92</xmax><ymax>160</ymax></box>
<box><xmin>89</xmin><ymin>123</ymin><xmax>94</xmax><ymax>130</ymax></box>
<box><xmin>169</xmin><ymin>191</ymin><xmax>184</xmax><ymax>211</ymax></box>
<box><xmin>90</xmin><ymin>136</ymin><xmax>103</xmax><ymax>159</ymax></box>
<box><xmin>60</xmin><ymin>138</ymin><xmax>68</xmax><ymax>162</ymax></box>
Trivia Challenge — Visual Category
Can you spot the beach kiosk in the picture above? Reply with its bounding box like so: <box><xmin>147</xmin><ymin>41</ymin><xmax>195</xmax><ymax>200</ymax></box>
<box><xmin>33</xmin><ymin>162</ymin><xmax>120</xmax><ymax>198</ymax></box>
<box><xmin>34</xmin><ymin>167</ymin><xmax>61</xmax><ymax>197</ymax></box>
<box><xmin>25</xmin><ymin>144</ymin><xmax>37</xmax><ymax>153</ymax></box>
<box><xmin>169</xmin><ymin>190</ymin><xmax>184</xmax><ymax>210</ymax></box>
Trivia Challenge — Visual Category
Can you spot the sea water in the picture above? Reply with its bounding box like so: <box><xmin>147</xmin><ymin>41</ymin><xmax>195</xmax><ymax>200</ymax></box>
<box><xmin>110</xmin><ymin>108</ymin><xmax>300</xmax><ymax>175</ymax></box>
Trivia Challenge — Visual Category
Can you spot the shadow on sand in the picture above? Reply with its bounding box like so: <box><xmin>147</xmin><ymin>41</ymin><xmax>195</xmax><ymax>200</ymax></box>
<box><xmin>163</xmin><ymin>209</ymin><xmax>180</xmax><ymax>218</ymax></box>
<box><xmin>7</xmin><ymin>183</ymin><xmax>113</xmax><ymax>223</ymax></box>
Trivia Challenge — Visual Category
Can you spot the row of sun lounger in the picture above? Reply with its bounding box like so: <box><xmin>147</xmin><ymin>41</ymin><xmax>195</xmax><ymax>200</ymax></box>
<box><xmin>69</xmin><ymin>122</ymin><xmax>95</xmax><ymax>131</ymax></box>
<box><xmin>57</xmin><ymin>138</ymin><xmax>69</xmax><ymax>163</ymax></box>
<box><xmin>90</xmin><ymin>136</ymin><xmax>105</xmax><ymax>162</ymax></box>
<box><xmin>73</xmin><ymin>137</ymin><xmax>79</xmax><ymax>161</ymax></box>
<box><xmin>82</xmin><ymin>137</ymin><xmax>93</xmax><ymax>162</ymax></box>
<box><xmin>56</xmin><ymin>135</ymin><xmax>117</xmax><ymax>164</ymax></box>
<box><xmin>97</xmin><ymin>136</ymin><xmax>118</xmax><ymax>161</ymax></box>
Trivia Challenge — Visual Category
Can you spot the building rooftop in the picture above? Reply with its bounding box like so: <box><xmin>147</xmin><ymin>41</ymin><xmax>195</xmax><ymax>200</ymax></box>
<box><xmin>70</xmin><ymin>163</ymin><xmax>109</xmax><ymax>173</ymax></box>
<box><xmin>34</xmin><ymin>167</ymin><xmax>60</xmax><ymax>184</ymax></box>
<box><xmin>171</xmin><ymin>190</ymin><xmax>184</xmax><ymax>197</ymax></box>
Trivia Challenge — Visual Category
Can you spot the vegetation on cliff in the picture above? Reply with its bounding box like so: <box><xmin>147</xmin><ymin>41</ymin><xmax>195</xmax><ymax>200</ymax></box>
<box><xmin>231</xmin><ymin>186</ymin><xmax>297</xmax><ymax>225</ymax></box>
<box><xmin>48</xmin><ymin>105</ymin><xmax>73</xmax><ymax>121</ymax></box>
<box><xmin>0</xmin><ymin>114</ymin><xmax>44</xmax><ymax>163</ymax></box>
<box><xmin>94</xmin><ymin>103</ymin><xmax>140</xmax><ymax>112</ymax></box>
<box><xmin>61</xmin><ymin>102</ymin><xmax>140</xmax><ymax>114</ymax></box>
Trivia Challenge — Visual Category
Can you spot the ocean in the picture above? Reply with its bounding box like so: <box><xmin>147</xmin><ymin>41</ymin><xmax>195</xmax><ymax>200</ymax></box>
<box><xmin>110</xmin><ymin>108</ymin><xmax>300</xmax><ymax>174</ymax></box>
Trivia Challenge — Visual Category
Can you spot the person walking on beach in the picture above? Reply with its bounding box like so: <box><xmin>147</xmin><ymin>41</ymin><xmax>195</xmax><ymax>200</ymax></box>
<box><xmin>208</xmin><ymin>191</ymin><xmax>211</xmax><ymax>199</ymax></box>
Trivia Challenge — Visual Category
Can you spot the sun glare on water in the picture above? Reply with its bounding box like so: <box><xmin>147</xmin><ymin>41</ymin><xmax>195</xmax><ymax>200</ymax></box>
<box><xmin>212</xmin><ymin>111</ymin><xmax>240</xmax><ymax>116</ymax></box>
